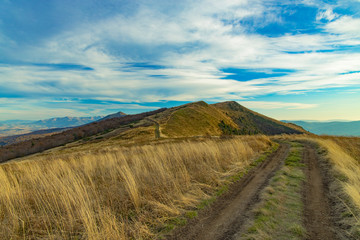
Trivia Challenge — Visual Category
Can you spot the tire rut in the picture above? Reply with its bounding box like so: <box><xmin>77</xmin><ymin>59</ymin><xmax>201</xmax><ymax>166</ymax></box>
<box><xmin>303</xmin><ymin>143</ymin><xmax>337</xmax><ymax>240</ymax></box>
<box><xmin>167</xmin><ymin>142</ymin><xmax>290</xmax><ymax>240</ymax></box>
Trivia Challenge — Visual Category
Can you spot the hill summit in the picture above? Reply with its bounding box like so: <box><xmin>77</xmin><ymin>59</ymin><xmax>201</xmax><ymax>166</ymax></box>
<box><xmin>212</xmin><ymin>101</ymin><xmax>306</xmax><ymax>135</ymax></box>
<box><xmin>145</xmin><ymin>101</ymin><xmax>307</xmax><ymax>138</ymax></box>
<box><xmin>0</xmin><ymin>101</ymin><xmax>307</xmax><ymax>163</ymax></box>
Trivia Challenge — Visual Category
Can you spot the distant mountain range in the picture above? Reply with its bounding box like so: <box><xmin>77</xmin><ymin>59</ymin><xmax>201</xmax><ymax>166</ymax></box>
<box><xmin>0</xmin><ymin>112</ymin><xmax>127</xmax><ymax>138</ymax></box>
<box><xmin>100</xmin><ymin>111</ymin><xmax>127</xmax><ymax>121</ymax></box>
<box><xmin>0</xmin><ymin>116</ymin><xmax>102</xmax><ymax>137</ymax></box>
<box><xmin>282</xmin><ymin>120</ymin><xmax>360</xmax><ymax>136</ymax></box>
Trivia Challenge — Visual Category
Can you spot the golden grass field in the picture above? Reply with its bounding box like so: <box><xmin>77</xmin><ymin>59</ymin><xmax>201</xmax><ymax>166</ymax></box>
<box><xmin>316</xmin><ymin>138</ymin><xmax>360</xmax><ymax>210</ymax></box>
<box><xmin>0</xmin><ymin>136</ymin><xmax>272</xmax><ymax>239</ymax></box>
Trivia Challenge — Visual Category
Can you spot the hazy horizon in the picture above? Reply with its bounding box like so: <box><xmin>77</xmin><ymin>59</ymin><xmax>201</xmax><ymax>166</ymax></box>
<box><xmin>0</xmin><ymin>100</ymin><xmax>359</xmax><ymax>122</ymax></box>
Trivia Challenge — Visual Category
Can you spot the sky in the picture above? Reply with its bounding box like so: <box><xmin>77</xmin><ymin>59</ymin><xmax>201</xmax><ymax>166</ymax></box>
<box><xmin>1</xmin><ymin>0</ymin><xmax>360</xmax><ymax>121</ymax></box>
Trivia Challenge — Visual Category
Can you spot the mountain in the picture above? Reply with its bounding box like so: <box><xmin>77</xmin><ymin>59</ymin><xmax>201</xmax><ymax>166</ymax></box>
<box><xmin>144</xmin><ymin>101</ymin><xmax>307</xmax><ymax>138</ymax></box>
<box><xmin>158</xmin><ymin>101</ymin><xmax>238</xmax><ymax>137</ymax></box>
<box><xmin>0</xmin><ymin>101</ymin><xmax>307</xmax><ymax>163</ymax></box>
<box><xmin>0</xmin><ymin>116</ymin><xmax>104</xmax><ymax>137</ymax></box>
<box><xmin>212</xmin><ymin>101</ymin><xmax>307</xmax><ymax>135</ymax></box>
<box><xmin>100</xmin><ymin>111</ymin><xmax>127</xmax><ymax>121</ymax></box>
<box><xmin>283</xmin><ymin>120</ymin><xmax>360</xmax><ymax>136</ymax></box>
<box><xmin>0</xmin><ymin>127</ymin><xmax>70</xmax><ymax>146</ymax></box>
<box><xmin>0</xmin><ymin>108</ymin><xmax>166</xmax><ymax>163</ymax></box>
<box><xmin>32</xmin><ymin>116</ymin><xmax>104</xmax><ymax>128</ymax></box>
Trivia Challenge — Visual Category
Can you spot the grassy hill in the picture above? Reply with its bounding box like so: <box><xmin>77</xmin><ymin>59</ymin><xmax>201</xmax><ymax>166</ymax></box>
<box><xmin>1</xmin><ymin>101</ymin><xmax>359</xmax><ymax>240</ymax></box>
<box><xmin>160</xmin><ymin>101</ymin><xmax>238</xmax><ymax>137</ymax></box>
<box><xmin>148</xmin><ymin>101</ymin><xmax>306</xmax><ymax>138</ymax></box>
<box><xmin>0</xmin><ymin>101</ymin><xmax>307</xmax><ymax>164</ymax></box>
<box><xmin>212</xmin><ymin>101</ymin><xmax>307</xmax><ymax>135</ymax></box>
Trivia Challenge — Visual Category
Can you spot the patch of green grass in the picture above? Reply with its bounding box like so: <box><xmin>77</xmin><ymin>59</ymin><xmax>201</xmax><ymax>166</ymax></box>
<box><xmin>284</xmin><ymin>143</ymin><xmax>304</xmax><ymax>167</ymax></box>
<box><xmin>197</xmin><ymin>196</ymin><xmax>217</xmax><ymax>210</ymax></box>
<box><xmin>239</xmin><ymin>142</ymin><xmax>306</xmax><ymax>240</ymax></box>
<box><xmin>185</xmin><ymin>211</ymin><xmax>198</xmax><ymax>219</ymax></box>
<box><xmin>157</xmin><ymin>216</ymin><xmax>187</xmax><ymax>236</ymax></box>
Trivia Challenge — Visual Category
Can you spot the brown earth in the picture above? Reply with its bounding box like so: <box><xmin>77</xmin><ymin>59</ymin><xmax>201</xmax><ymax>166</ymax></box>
<box><xmin>166</xmin><ymin>142</ymin><xmax>290</xmax><ymax>240</ymax></box>
<box><xmin>303</xmin><ymin>143</ymin><xmax>337</xmax><ymax>240</ymax></box>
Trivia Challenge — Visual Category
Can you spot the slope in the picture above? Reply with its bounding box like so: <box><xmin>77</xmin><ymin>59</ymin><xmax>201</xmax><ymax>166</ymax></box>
<box><xmin>0</xmin><ymin>108</ymin><xmax>166</xmax><ymax>163</ymax></box>
<box><xmin>158</xmin><ymin>101</ymin><xmax>239</xmax><ymax>137</ymax></box>
<box><xmin>100</xmin><ymin>111</ymin><xmax>127</xmax><ymax>121</ymax></box>
<box><xmin>0</xmin><ymin>101</ymin><xmax>307</xmax><ymax>163</ymax></box>
<box><xmin>213</xmin><ymin>101</ymin><xmax>307</xmax><ymax>135</ymax></box>
<box><xmin>0</xmin><ymin>127</ymin><xmax>70</xmax><ymax>146</ymax></box>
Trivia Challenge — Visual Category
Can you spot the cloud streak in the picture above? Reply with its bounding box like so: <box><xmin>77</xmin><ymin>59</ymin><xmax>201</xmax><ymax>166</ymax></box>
<box><xmin>239</xmin><ymin>101</ymin><xmax>317</xmax><ymax>109</ymax></box>
<box><xmin>0</xmin><ymin>0</ymin><xmax>359</xmax><ymax>120</ymax></box>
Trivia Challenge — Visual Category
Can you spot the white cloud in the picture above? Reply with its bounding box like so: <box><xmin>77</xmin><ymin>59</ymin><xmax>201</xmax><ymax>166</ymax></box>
<box><xmin>1</xmin><ymin>0</ymin><xmax>360</xmax><ymax>119</ymax></box>
<box><xmin>316</xmin><ymin>7</ymin><xmax>338</xmax><ymax>21</ymax></box>
<box><xmin>325</xmin><ymin>16</ymin><xmax>360</xmax><ymax>37</ymax></box>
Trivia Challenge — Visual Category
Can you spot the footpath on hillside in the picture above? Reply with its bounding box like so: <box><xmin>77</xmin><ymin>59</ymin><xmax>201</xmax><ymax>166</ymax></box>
<box><xmin>166</xmin><ymin>141</ymin><xmax>338</xmax><ymax>240</ymax></box>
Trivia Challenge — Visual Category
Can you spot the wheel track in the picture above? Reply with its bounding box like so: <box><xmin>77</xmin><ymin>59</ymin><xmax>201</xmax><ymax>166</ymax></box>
<box><xmin>303</xmin><ymin>143</ymin><xmax>337</xmax><ymax>240</ymax></box>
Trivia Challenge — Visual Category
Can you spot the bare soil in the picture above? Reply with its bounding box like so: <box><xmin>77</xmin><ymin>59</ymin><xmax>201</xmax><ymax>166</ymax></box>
<box><xmin>303</xmin><ymin>143</ymin><xmax>337</xmax><ymax>240</ymax></box>
<box><xmin>166</xmin><ymin>142</ymin><xmax>290</xmax><ymax>240</ymax></box>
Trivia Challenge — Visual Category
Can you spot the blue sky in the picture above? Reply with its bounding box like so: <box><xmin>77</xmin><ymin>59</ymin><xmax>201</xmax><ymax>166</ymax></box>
<box><xmin>1</xmin><ymin>0</ymin><xmax>360</xmax><ymax>121</ymax></box>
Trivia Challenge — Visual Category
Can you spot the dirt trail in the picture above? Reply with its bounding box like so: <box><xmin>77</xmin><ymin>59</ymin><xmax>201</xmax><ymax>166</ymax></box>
<box><xmin>303</xmin><ymin>143</ymin><xmax>337</xmax><ymax>240</ymax></box>
<box><xmin>167</xmin><ymin>142</ymin><xmax>290</xmax><ymax>240</ymax></box>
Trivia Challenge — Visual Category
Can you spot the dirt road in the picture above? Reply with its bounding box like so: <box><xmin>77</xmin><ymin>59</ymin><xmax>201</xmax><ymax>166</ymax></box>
<box><xmin>167</xmin><ymin>141</ymin><xmax>339</xmax><ymax>240</ymax></box>
<box><xmin>303</xmin><ymin>143</ymin><xmax>336</xmax><ymax>240</ymax></box>
<box><xmin>167</xmin><ymin>142</ymin><xmax>290</xmax><ymax>240</ymax></box>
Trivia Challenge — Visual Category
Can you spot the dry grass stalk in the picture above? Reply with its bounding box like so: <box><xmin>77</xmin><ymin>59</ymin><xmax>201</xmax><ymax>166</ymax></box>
<box><xmin>0</xmin><ymin>136</ymin><xmax>271</xmax><ymax>239</ymax></box>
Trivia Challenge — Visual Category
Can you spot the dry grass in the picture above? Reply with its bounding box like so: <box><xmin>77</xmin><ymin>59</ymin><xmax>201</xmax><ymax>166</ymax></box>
<box><xmin>315</xmin><ymin>139</ymin><xmax>360</xmax><ymax>210</ymax></box>
<box><xmin>0</xmin><ymin>136</ymin><xmax>271</xmax><ymax>239</ymax></box>
<box><xmin>314</xmin><ymin>137</ymin><xmax>360</xmax><ymax>238</ymax></box>
<box><xmin>319</xmin><ymin>136</ymin><xmax>360</xmax><ymax>162</ymax></box>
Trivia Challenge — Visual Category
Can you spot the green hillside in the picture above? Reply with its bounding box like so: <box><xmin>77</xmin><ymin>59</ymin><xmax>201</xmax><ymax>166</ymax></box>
<box><xmin>1</xmin><ymin>100</ymin><xmax>307</xmax><ymax>164</ymax></box>
<box><xmin>152</xmin><ymin>101</ymin><xmax>306</xmax><ymax>138</ymax></box>
<box><xmin>159</xmin><ymin>101</ymin><xmax>238</xmax><ymax>137</ymax></box>
<box><xmin>212</xmin><ymin>101</ymin><xmax>307</xmax><ymax>135</ymax></box>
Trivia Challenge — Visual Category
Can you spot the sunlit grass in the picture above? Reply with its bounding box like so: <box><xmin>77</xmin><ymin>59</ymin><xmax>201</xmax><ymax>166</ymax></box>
<box><xmin>0</xmin><ymin>136</ymin><xmax>271</xmax><ymax>239</ymax></box>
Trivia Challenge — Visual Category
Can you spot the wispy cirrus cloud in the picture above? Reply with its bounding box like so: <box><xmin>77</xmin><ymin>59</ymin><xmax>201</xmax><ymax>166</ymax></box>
<box><xmin>238</xmin><ymin>101</ymin><xmax>317</xmax><ymax>110</ymax></box>
<box><xmin>0</xmin><ymin>0</ymin><xmax>360</xmax><ymax>120</ymax></box>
